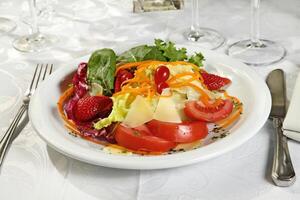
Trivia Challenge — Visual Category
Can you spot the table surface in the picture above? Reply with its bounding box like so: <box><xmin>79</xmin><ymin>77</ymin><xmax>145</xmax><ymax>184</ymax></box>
<box><xmin>1</xmin><ymin>0</ymin><xmax>300</xmax><ymax>199</ymax></box>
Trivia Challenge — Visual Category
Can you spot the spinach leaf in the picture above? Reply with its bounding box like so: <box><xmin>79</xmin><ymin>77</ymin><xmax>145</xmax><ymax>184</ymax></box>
<box><xmin>154</xmin><ymin>39</ymin><xmax>187</xmax><ymax>61</ymax></box>
<box><xmin>87</xmin><ymin>48</ymin><xmax>116</xmax><ymax>96</ymax></box>
<box><xmin>117</xmin><ymin>45</ymin><xmax>166</xmax><ymax>63</ymax></box>
<box><xmin>117</xmin><ymin>45</ymin><xmax>151</xmax><ymax>63</ymax></box>
<box><xmin>188</xmin><ymin>52</ymin><xmax>204</xmax><ymax>67</ymax></box>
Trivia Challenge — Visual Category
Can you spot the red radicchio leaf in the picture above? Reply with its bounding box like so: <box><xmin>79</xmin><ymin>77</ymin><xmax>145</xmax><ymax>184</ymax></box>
<box><xmin>64</xmin><ymin>96</ymin><xmax>79</xmax><ymax>121</ymax></box>
<box><xmin>73</xmin><ymin>62</ymin><xmax>88</xmax><ymax>98</ymax></box>
<box><xmin>64</xmin><ymin>63</ymin><xmax>89</xmax><ymax>121</ymax></box>
<box><xmin>78</xmin><ymin>123</ymin><xmax>117</xmax><ymax>144</ymax></box>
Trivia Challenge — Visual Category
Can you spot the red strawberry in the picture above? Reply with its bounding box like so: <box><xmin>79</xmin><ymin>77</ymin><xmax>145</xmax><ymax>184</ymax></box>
<box><xmin>74</xmin><ymin>96</ymin><xmax>113</xmax><ymax>122</ymax></box>
<box><xmin>201</xmin><ymin>72</ymin><xmax>231</xmax><ymax>90</ymax></box>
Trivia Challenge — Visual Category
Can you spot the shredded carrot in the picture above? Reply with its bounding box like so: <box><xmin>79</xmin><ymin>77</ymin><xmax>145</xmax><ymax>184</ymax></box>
<box><xmin>212</xmin><ymin>91</ymin><xmax>243</xmax><ymax>128</ymax></box>
<box><xmin>116</xmin><ymin>60</ymin><xmax>155</xmax><ymax>75</ymax></box>
<box><xmin>147</xmin><ymin>88</ymin><xmax>156</xmax><ymax>100</ymax></box>
<box><xmin>136</xmin><ymin>61</ymin><xmax>163</xmax><ymax>71</ymax></box>
<box><xmin>57</xmin><ymin>89</ymin><xmax>82</xmax><ymax>134</ymax></box>
<box><xmin>223</xmin><ymin>91</ymin><xmax>241</xmax><ymax>103</ymax></box>
<box><xmin>113</xmin><ymin>86</ymin><xmax>150</xmax><ymax>97</ymax></box>
<box><xmin>198</xmin><ymin>73</ymin><xmax>205</xmax><ymax>86</ymax></box>
<box><xmin>168</xmin><ymin>77</ymin><xmax>199</xmax><ymax>88</ymax></box>
<box><xmin>116</xmin><ymin>60</ymin><xmax>200</xmax><ymax>75</ymax></box>
<box><xmin>57</xmin><ymin>87</ymin><xmax>77</xmax><ymax>128</ymax></box>
<box><xmin>121</xmin><ymin>76</ymin><xmax>150</xmax><ymax>87</ymax></box>
<box><xmin>167</xmin><ymin>72</ymin><xmax>199</xmax><ymax>84</ymax></box>
<box><xmin>217</xmin><ymin>106</ymin><xmax>243</xmax><ymax>128</ymax></box>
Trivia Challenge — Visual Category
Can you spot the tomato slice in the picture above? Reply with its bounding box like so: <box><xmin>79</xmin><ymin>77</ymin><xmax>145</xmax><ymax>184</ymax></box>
<box><xmin>184</xmin><ymin>99</ymin><xmax>233</xmax><ymax>122</ymax></box>
<box><xmin>114</xmin><ymin>124</ymin><xmax>176</xmax><ymax>152</ymax></box>
<box><xmin>146</xmin><ymin>120</ymin><xmax>208</xmax><ymax>143</ymax></box>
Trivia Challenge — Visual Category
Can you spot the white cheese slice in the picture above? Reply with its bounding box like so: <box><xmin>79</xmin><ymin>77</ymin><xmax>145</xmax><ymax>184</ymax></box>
<box><xmin>123</xmin><ymin>95</ymin><xmax>154</xmax><ymax>128</ymax></box>
<box><xmin>153</xmin><ymin>89</ymin><xmax>182</xmax><ymax>123</ymax></box>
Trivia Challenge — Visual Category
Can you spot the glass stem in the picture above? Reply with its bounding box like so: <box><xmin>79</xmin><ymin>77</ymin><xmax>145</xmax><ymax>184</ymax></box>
<box><xmin>29</xmin><ymin>0</ymin><xmax>40</xmax><ymax>35</ymax></box>
<box><xmin>250</xmin><ymin>0</ymin><xmax>261</xmax><ymax>46</ymax></box>
<box><xmin>190</xmin><ymin>0</ymin><xmax>200</xmax><ymax>32</ymax></box>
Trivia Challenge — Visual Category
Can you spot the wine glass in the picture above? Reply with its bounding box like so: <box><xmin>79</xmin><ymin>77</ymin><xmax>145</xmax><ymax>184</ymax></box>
<box><xmin>169</xmin><ymin>0</ymin><xmax>225</xmax><ymax>50</ymax></box>
<box><xmin>13</xmin><ymin>0</ymin><xmax>58</xmax><ymax>52</ymax></box>
<box><xmin>227</xmin><ymin>0</ymin><xmax>286</xmax><ymax>66</ymax></box>
<box><xmin>22</xmin><ymin>0</ymin><xmax>67</xmax><ymax>27</ymax></box>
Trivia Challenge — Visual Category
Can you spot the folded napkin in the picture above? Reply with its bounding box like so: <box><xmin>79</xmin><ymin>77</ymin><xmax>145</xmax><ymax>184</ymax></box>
<box><xmin>283</xmin><ymin>71</ymin><xmax>300</xmax><ymax>141</ymax></box>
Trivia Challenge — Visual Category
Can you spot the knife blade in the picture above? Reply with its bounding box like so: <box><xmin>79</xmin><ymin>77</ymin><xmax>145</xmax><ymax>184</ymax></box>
<box><xmin>267</xmin><ymin>69</ymin><xmax>287</xmax><ymax>118</ymax></box>
<box><xmin>266</xmin><ymin>69</ymin><xmax>296</xmax><ymax>187</ymax></box>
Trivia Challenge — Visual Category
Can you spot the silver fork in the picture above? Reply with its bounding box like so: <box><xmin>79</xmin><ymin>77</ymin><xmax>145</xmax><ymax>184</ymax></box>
<box><xmin>0</xmin><ymin>64</ymin><xmax>53</xmax><ymax>168</ymax></box>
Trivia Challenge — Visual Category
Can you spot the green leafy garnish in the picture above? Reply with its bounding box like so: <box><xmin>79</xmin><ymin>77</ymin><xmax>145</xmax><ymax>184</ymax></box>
<box><xmin>116</xmin><ymin>39</ymin><xmax>204</xmax><ymax>67</ymax></box>
<box><xmin>144</xmin><ymin>46</ymin><xmax>167</xmax><ymax>61</ymax></box>
<box><xmin>87</xmin><ymin>48</ymin><xmax>116</xmax><ymax>96</ymax></box>
<box><xmin>154</xmin><ymin>39</ymin><xmax>187</xmax><ymax>61</ymax></box>
<box><xmin>188</xmin><ymin>52</ymin><xmax>204</xmax><ymax>67</ymax></box>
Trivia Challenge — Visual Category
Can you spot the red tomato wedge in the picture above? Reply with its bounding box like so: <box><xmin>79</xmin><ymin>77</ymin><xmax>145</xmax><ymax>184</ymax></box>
<box><xmin>146</xmin><ymin>120</ymin><xmax>208</xmax><ymax>143</ymax></box>
<box><xmin>184</xmin><ymin>99</ymin><xmax>233</xmax><ymax>122</ymax></box>
<box><xmin>114</xmin><ymin>124</ymin><xmax>176</xmax><ymax>152</ymax></box>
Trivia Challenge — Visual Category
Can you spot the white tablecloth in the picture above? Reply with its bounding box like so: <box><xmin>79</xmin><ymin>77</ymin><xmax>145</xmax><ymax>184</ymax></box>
<box><xmin>1</xmin><ymin>0</ymin><xmax>300</xmax><ymax>199</ymax></box>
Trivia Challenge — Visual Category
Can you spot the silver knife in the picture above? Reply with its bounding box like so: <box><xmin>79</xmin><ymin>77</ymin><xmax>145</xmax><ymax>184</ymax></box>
<box><xmin>266</xmin><ymin>69</ymin><xmax>296</xmax><ymax>187</ymax></box>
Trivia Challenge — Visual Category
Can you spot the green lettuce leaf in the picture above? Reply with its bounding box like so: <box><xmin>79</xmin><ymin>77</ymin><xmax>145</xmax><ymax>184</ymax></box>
<box><xmin>94</xmin><ymin>94</ymin><xmax>134</xmax><ymax>129</ymax></box>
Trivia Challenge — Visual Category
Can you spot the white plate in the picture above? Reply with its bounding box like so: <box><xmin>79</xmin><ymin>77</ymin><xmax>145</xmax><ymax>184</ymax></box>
<box><xmin>29</xmin><ymin>45</ymin><xmax>271</xmax><ymax>170</ymax></box>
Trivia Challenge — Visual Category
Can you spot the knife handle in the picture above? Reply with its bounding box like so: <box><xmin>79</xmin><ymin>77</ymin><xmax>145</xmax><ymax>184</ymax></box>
<box><xmin>271</xmin><ymin>117</ymin><xmax>296</xmax><ymax>186</ymax></box>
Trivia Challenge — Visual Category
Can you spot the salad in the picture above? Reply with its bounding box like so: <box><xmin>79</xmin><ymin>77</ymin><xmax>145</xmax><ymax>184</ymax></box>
<box><xmin>57</xmin><ymin>39</ymin><xmax>243</xmax><ymax>155</ymax></box>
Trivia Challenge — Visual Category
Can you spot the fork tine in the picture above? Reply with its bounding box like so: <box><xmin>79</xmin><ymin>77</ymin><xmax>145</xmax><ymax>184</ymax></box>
<box><xmin>42</xmin><ymin>64</ymin><xmax>49</xmax><ymax>81</ymax></box>
<box><xmin>28</xmin><ymin>64</ymin><xmax>40</xmax><ymax>92</ymax></box>
<box><xmin>34</xmin><ymin>64</ymin><xmax>44</xmax><ymax>89</ymax></box>
<box><xmin>28</xmin><ymin>64</ymin><xmax>53</xmax><ymax>95</ymax></box>
<box><xmin>49</xmin><ymin>64</ymin><xmax>53</xmax><ymax>74</ymax></box>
